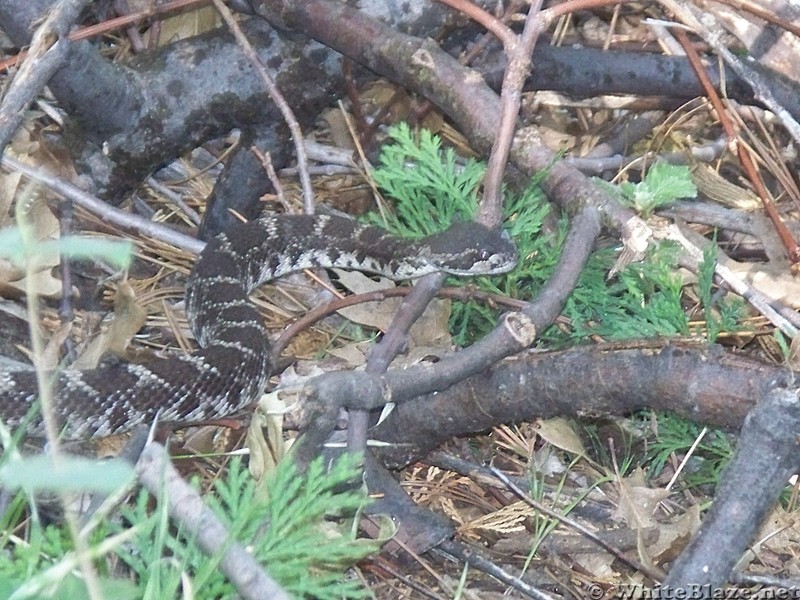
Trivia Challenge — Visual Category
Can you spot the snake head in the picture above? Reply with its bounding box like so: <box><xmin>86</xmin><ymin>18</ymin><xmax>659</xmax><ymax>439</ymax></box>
<box><xmin>421</xmin><ymin>221</ymin><xmax>519</xmax><ymax>276</ymax></box>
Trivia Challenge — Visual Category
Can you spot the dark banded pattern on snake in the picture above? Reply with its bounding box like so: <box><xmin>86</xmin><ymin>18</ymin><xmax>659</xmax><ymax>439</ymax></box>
<box><xmin>0</xmin><ymin>214</ymin><xmax>518</xmax><ymax>439</ymax></box>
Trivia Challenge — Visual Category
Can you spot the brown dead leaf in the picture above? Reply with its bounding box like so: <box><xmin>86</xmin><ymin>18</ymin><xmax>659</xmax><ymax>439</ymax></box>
<box><xmin>359</xmin><ymin>81</ymin><xmax>413</xmax><ymax>125</ymax></box>
<box><xmin>8</xmin><ymin>126</ymin><xmax>39</xmax><ymax>158</ymax></box>
<box><xmin>648</xmin><ymin>504</ymin><xmax>701</xmax><ymax>564</ymax></box>
<box><xmin>23</xmin><ymin>193</ymin><xmax>59</xmax><ymax>238</ymax></box>
<box><xmin>531</xmin><ymin>445</ymin><xmax>569</xmax><ymax>477</ymax></box>
<box><xmin>248</xmin><ymin>390</ymin><xmax>288</xmax><ymax>482</ymax></box>
<box><xmin>613</xmin><ymin>468</ymin><xmax>670</xmax><ymax>530</ymax></box>
<box><xmin>0</xmin><ymin>171</ymin><xmax>22</xmax><ymax>227</ymax></box>
<box><xmin>574</xmin><ymin>551</ymin><xmax>618</xmax><ymax>582</ymax></box>
<box><xmin>0</xmin><ymin>263</ymin><xmax>63</xmax><ymax>299</ymax></box>
<box><xmin>406</xmin><ymin>297</ymin><xmax>451</xmax><ymax>347</ymax></box>
<box><xmin>533</xmin><ymin>417</ymin><xmax>586</xmax><ymax>457</ymax></box>
<box><xmin>613</xmin><ymin>468</ymin><xmax>672</xmax><ymax>569</ymax></box>
<box><xmin>731</xmin><ymin>261</ymin><xmax>800</xmax><ymax>309</ymax></box>
<box><xmin>333</xmin><ymin>269</ymin><xmax>391</xmax><ymax>296</ymax></box>
<box><xmin>146</xmin><ymin>6</ymin><xmax>220</xmax><ymax>46</ymax></box>
<box><xmin>743</xmin><ymin>504</ymin><xmax>800</xmax><ymax>569</ymax></box>
<box><xmin>325</xmin><ymin>340</ymin><xmax>369</xmax><ymax>368</ymax></box>
<box><xmin>319</xmin><ymin>108</ymin><xmax>356</xmax><ymax>151</ymax></box>
<box><xmin>71</xmin><ymin>281</ymin><xmax>147</xmax><ymax>369</ymax></box>
<box><xmin>38</xmin><ymin>322</ymin><xmax>72</xmax><ymax>371</ymax></box>
<box><xmin>0</xmin><ymin>194</ymin><xmax>63</xmax><ymax>299</ymax></box>
<box><xmin>334</xmin><ymin>270</ymin><xmax>451</xmax><ymax>346</ymax></box>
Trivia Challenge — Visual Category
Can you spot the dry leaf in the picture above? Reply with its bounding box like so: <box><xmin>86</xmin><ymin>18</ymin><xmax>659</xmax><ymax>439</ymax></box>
<box><xmin>746</xmin><ymin>504</ymin><xmax>800</xmax><ymax>567</ymax></box>
<box><xmin>533</xmin><ymin>417</ymin><xmax>586</xmax><ymax>457</ymax></box>
<box><xmin>71</xmin><ymin>282</ymin><xmax>147</xmax><ymax>369</ymax></box>
<box><xmin>38</xmin><ymin>322</ymin><xmax>72</xmax><ymax>371</ymax></box>
<box><xmin>574</xmin><ymin>551</ymin><xmax>617</xmax><ymax>582</ymax></box>
<box><xmin>146</xmin><ymin>6</ymin><xmax>220</xmax><ymax>46</ymax></box>
<box><xmin>648</xmin><ymin>504</ymin><xmax>701</xmax><ymax>564</ymax></box>
<box><xmin>248</xmin><ymin>391</ymin><xmax>288</xmax><ymax>482</ymax></box>
<box><xmin>731</xmin><ymin>261</ymin><xmax>800</xmax><ymax>309</ymax></box>
<box><xmin>531</xmin><ymin>445</ymin><xmax>568</xmax><ymax>477</ymax></box>
<box><xmin>613</xmin><ymin>468</ymin><xmax>670</xmax><ymax>530</ymax></box>
<box><xmin>334</xmin><ymin>270</ymin><xmax>451</xmax><ymax>346</ymax></box>
<box><xmin>319</xmin><ymin>108</ymin><xmax>356</xmax><ymax>151</ymax></box>
<box><xmin>788</xmin><ymin>335</ymin><xmax>800</xmax><ymax>370</ymax></box>
<box><xmin>360</xmin><ymin>81</ymin><xmax>413</xmax><ymax>124</ymax></box>
<box><xmin>325</xmin><ymin>340</ymin><xmax>369</xmax><ymax>368</ymax></box>
<box><xmin>0</xmin><ymin>197</ymin><xmax>63</xmax><ymax>299</ymax></box>
<box><xmin>0</xmin><ymin>171</ymin><xmax>22</xmax><ymax>227</ymax></box>
<box><xmin>0</xmin><ymin>264</ymin><xmax>62</xmax><ymax>299</ymax></box>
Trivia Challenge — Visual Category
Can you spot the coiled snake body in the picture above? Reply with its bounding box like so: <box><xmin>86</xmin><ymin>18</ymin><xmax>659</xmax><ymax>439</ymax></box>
<box><xmin>0</xmin><ymin>214</ymin><xmax>517</xmax><ymax>439</ymax></box>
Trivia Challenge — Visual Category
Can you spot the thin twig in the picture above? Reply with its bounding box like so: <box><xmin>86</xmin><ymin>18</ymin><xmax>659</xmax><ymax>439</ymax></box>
<box><xmin>145</xmin><ymin>176</ymin><xmax>202</xmax><ymax>226</ymax></box>
<box><xmin>523</xmin><ymin>205</ymin><xmax>600</xmax><ymax>330</ymax></box>
<box><xmin>488</xmin><ymin>466</ymin><xmax>663</xmax><ymax>582</ymax></box>
<box><xmin>433</xmin><ymin>0</ymin><xmax>516</xmax><ymax>48</ymax></box>
<box><xmin>250</xmin><ymin>147</ymin><xmax>288</xmax><ymax>207</ymax></box>
<box><xmin>347</xmin><ymin>272</ymin><xmax>445</xmax><ymax>455</ymax></box>
<box><xmin>114</xmin><ymin>0</ymin><xmax>146</xmax><ymax>53</ymax></box>
<box><xmin>272</xmin><ymin>284</ymin><xmax>529</xmax><ymax>356</ymax></box>
<box><xmin>664</xmin><ymin>224</ymin><xmax>799</xmax><ymax>337</ymax></box>
<box><xmin>673</xmin><ymin>25</ymin><xmax>800</xmax><ymax>264</ymax></box>
<box><xmin>136</xmin><ymin>442</ymin><xmax>290</xmax><ymax>600</ymax></box>
<box><xmin>434</xmin><ymin>0</ymin><xmax>544</xmax><ymax>226</ymax></box>
<box><xmin>539</xmin><ymin>0</ymin><xmax>629</xmax><ymax>26</ymax></box>
<box><xmin>366</xmin><ymin>556</ymin><xmax>448</xmax><ymax>600</ymax></box>
<box><xmin>0</xmin><ymin>0</ymin><xmax>210</xmax><ymax>71</ymax></box>
<box><xmin>437</xmin><ymin>540</ymin><xmax>556</xmax><ymax>600</ymax></box>
<box><xmin>209</xmin><ymin>0</ymin><xmax>315</xmax><ymax>214</ymax></box>
<box><xmin>480</xmin><ymin>0</ymin><xmax>544</xmax><ymax>226</ymax></box>
<box><xmin>1</xmin><ymin>155</ymin><xmax>204</xmax><ymax>254</ymax></box>
<box><xmin>661</xmin><ymin>0</ymin><xmax>800</xmax><ymax>146</ymax></box>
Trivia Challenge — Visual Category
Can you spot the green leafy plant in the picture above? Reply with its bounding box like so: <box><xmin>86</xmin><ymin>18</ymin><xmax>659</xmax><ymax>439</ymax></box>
<box><xmin>612</xmin><ymin>161</ymin><xmax>697</xmax><ymax>217</ymax></box>
<box><xmin>371</xmin><ymin>122</ymin><xmax>486</xmax><ymax>232</ymax></box>
<box><xmin>370</xmin><ymin>124</ymin><xmax>693</xmax><ymax>345</ymax></box>
<box><xmin>0</xmin><ymin>453</ymin><xmax>134</xmax><ymax>496</ymax></box>
<box><xmin>2</xmin><ymin>454</ymin><xmax>378</xmax><ymax>599</ymax></box>
<box><xmin>113</xmin><ymin>454</ymin><xmax>378</xmax><ymax>600</ymax></box>
<box><xmin>642</xmin><ymin>412</ymin><xmax>734</xmax><ymax>490</ymax></box>
<box><xmin>0</xmin><ymin>227</ymin><xmax>132</xmax><ymax>272</ymax></box>
<box><xmin>696</xmin><ymin>237</ymin><xmax>744</xmax><ymax>343</ymax></box>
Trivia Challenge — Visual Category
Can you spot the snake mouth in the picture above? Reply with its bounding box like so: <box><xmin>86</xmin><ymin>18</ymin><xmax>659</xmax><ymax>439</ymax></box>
<box><xmin>444</xmin><ymin>259</ymin><xmax>518</xmax><ymax>276</ymax></box>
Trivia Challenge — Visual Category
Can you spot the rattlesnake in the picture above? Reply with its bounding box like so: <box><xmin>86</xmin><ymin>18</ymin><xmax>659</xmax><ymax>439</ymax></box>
<box><xmin>0</xmin><ymin>214</ymin><xmax>517</xmax><ymax>439</ymax></box>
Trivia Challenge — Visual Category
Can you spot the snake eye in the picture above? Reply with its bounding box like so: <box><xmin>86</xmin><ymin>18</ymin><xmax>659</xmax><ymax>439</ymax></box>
<box><xmin>479</xmin><ymin>249</ymin><xmax>491</xmax><ymax>261</ymax></box>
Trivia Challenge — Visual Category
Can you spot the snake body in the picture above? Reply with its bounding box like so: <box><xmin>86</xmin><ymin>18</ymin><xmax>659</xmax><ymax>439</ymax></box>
<box><xmin>0</xmin><ymin>214</ymin><xmax>517</xmax><ymax>439</ymax></box>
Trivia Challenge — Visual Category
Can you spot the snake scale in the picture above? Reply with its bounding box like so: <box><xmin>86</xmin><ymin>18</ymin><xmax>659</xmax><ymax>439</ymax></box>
<box><xmin>0</xmin><ymin>214</ymin><xmax>517</xmax><ymax>440</ymax></box>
